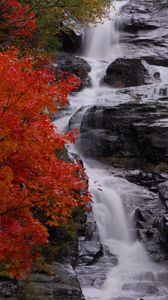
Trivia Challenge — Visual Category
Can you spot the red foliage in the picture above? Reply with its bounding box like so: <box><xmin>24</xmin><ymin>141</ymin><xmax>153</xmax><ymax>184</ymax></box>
<box><xmin>0</xmin><ymin>49</ymin><xmax>90</xmax><ymax>277</ymax></box>
<box><xmin>0</xmin><ymin>0</ymin><xmax>36</xmax><ymax>40</ymax></box>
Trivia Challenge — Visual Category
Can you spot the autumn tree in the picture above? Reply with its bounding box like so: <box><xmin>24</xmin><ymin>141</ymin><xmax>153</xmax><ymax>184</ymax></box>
<box><xmin>0</xmin><ymin>0</ymin><xmax>36</xmax><ymax>45</ymax></box>
<box><xmin>0</xmin><ymin>49</ymin><xmax>90</xmax><ymax>278</ymax></box>
<box><xmin>0</xmin><ymin>0</ymin><xmax>101</xmax><ymax>279</ymax></box>
<box><xmin>0</xmin><ymin>0</ymin><xmax>110</xmax><ymax>49</ymax></box>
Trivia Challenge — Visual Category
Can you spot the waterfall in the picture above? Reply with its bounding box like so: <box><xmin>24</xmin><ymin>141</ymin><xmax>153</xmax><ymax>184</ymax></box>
<box><xmin>89</xmin><ymin>168</ymin><xmax>130</xmax><ymax>243</ymax></box>
<box><xmin>55</xmin><ymin>1</ymin><xmax>168</xmax><ymax>299</ymax></box>
<box><xmin>84</xmin><ymin>1</ymin><xmax>125</xmax><ymax>61</ymax></box>
<box><xmin>81</xmin><ymin>160</ymin><xmax>164</xmax><ymax>300</ymax></box>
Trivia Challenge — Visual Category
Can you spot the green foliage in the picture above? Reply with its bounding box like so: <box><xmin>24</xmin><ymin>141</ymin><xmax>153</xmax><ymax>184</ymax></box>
<box><xmin>39</xmin><ymin>207</ymin><xmax>85</xmax><ymax>263</ymax></box>
<box><xmin>42</xmin><ymin>222</ymin><xmax>79</xmax><ymax>263</ymax></box>
<box><xmin>34</xmin><ymin>257</ymin><xmax>54</xmax><ymax>275</ymax></box>
<box><xmin>22</xmin><ymin>0</ymin><xmax>110</xmax><ymax>49</ymax></box>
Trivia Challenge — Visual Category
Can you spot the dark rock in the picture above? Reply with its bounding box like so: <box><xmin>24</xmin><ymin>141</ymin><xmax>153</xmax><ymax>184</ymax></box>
<box><xmin>125</xmin><ymin>170</ymin><xmax>168</xmax><ymax>193</ymax></box>
<box><xmin>158</xmin><ymin>181</ymin><xmax>168</xmax><ymax>207</ymax></box>
<box><xmin>134</xmin><ymin>203</ymin><xmax>168</xmax><ymax>262</ymax></box>
<box><xmin>117</xmin><ymin>15</ymin><xmax>159</xmax><ymax>33</ymax></box>
<box><xmin>55</xmin><ymin>53</ymin><xmax>91</xmax><ymax>91</ymax></box>
<box><xmin>0</xmin><ymin>278</ymin><xmax>18</xmax><ymax>298</ymax></box>
<box><xmin>154</xmin><ymin>211</ymin><xmax>168</xmax><ymax>254</ymax></box>
<box><xmin>77</xmin><ymin>102</ymin><xmax>168</xmax><ymax>165</ymax></box>
<box><xmin>126</xmin><ymin>172</ymin><xmax>155</xmax><ymax>191</ymax></box>
<box><xmin>78</xmin><ymin>212</ymin><xmax>103</xmax><ymax>265</ymax></box>
<box><xmin>86</xmin><ymin>245</ymin><xmax>103</xmax><ymax>265</ymax></box>
<box><xmin>20</xmin><ymin>263</ymin><xmax>85</xmax><ymax>300</ymax></box>
<box><xmin>58</xmin><ymin>23</ymin><xmax>84</xmax><ymax>53</ymax></box>
<box><xmin>102</xmin><ymin>58</ymin><xmax>152</xmax><ymax>88</ymax></box>
<box><xmin>76</xmin><ymin>211</ymin><xmax>118</xmax><ymax>290</ymax></box>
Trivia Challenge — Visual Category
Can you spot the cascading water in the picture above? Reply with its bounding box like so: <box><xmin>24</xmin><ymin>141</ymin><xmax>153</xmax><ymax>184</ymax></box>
<box><xmin>84</xmin><ymin>2</ymin><xmax>122</xmax><ymax>61</ymax></box>
<box><xmin>81</xmin><ymin>162</ymin><xmax>166</xmax><ymax>300</ymax></box>
<box><xmin>55</xmin><ymin>1</ymin><xmax>168</xmax><ymax>299</ymax></box>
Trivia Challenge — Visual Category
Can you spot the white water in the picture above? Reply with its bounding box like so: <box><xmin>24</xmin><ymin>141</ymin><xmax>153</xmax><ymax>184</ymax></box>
<box><xmin>81</xmin><ymin>162</ymin><xmax>166</xmax><ymax>300</ymax></box>
<box><xmin>84</xmin><ymin>2</ymin><xmax>123</xmax><ymax>61</ymax></box>
<box><xmin>55</xmin><ymin>1</ymin><xmax>168</xmax><ymax>299</ymax></box>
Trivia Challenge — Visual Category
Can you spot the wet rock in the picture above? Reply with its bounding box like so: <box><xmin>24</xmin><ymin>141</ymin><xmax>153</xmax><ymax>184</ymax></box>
<box><xmin>78</xmin><ymin>102</ymin><xmax>168</xmax><ymax>165</ymax></box>
<box><xmin>119</xmin><ymin>0</ymin><xmax>168</xmax><ymax>67</ymax></box>
<box><xmin>154</xmin><ymin>211</ymin><xmax>168</xmax><ymax>255</ymax></box>
<box><xmin>55</xmin><ymin>53</ymin><xmax>91</xmax><ymax>91</ymax></box>
<box><xmin>76</xmin><ymin>261</ymin><xmax>107</xmax><ymax>289</ymax></box>
<box><xmin>134</xmin><ymin>207</ymin><xmax>154</xmax><ymax>224</ymax></box>
<box><xmin>135</xmin><ymin>203</ymin><xmax>168</xmax><ymax>262</ymax></box>
<box><xmin>20</xmin><ymin>263</ymin><xmax>85</xmax><ymax>300</ymax></box>
<box><xmin>78</xmin><ymin>238</ymin><xmax>103</xmax><ymax>265</ymax></box>
<box><xmin>0</xmin><ymin>278</ymin><xmax>18</xmax><ymax>298</ymax></box>
<box><xmin>99</xmin><ymin>168</ymin><xmax>168</xmax><ymax>262</ymax></box>
<box><xmin>78</xmin><ymin>212</ymin><xmax>103</xmax><ymax>265</ymax></box>
<box><xmin>102</xmin><ymin>58</ymin><xmax>152</xmax><ymax>88</ymax></box>
<box><xmin>122</xmin><ymin>282</ymin><xmax>158</xmax><ymax>294</ymax></box>
<box><xmin>76</xmin><ymin>212</ymin><xmax>118</xmax><ymax>290</ymax></box>
<box><xmin>158</xmin><ymin>181</ymin><xmax>168</xmax><ymax>207</ymax></box>
<box><xmin>58</xmin><ymin>23</ymin><xmax>84</xmax><ymax>53</ymax></box>
<box><xmin>125</xmin><ymin>171</ymin><xmax>167</xmax><ymax>193</ymax></box>
<box><xmin>118</xmin><ymin>15</ymin><xmax>159</xmax><ymax>33</ymax></box>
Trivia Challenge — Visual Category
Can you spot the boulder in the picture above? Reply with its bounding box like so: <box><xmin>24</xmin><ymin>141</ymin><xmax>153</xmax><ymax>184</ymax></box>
<box><xmin>102</xmin><ymin>58</ymin><xmax>152</xmax><ymax>88</ymax></box>
<box><xmin>19</xmin><ymin>262</ymin><xmax>85</xmax><ymax>300</ymax></box>
<box><xmin>55</xmin><ymin>53</ymin><xmax>91</xmax><ymax>91</ymax></box>
<box><xmin>58</xmin><ymin>22</ymin><xmax>84</xmax><ymax>53</ymax></box>
<box><xmin>77</xmin><ymin>102</ymin><xmax>168</xmax><ymax>165</ymax></box>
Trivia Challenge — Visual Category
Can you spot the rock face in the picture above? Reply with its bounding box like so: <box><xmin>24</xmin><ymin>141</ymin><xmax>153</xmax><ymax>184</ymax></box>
<box><xmin>102</xmin><ymin>58</ymin><xmax>152</xmax><ymax>88</ymax></box>
<box><xmin>78</xmin><ymin>102</ymin><xmax>168</xmax><ymax>165</ymax></box>
<box><xmin>76</xmin><ymin>211</ymin><xmax>118</xmax><ymax>290</ymax></box>
<box><xmin>158</xmin><ymin>181</ymin><xmax>168</xmax><ymax>208</ymax></box>
<box><xmin>119</xmin><ymin>0</ymin><xmax>168</xmax><ymax>66</ymax></box>
<box><xmin>0</xmin><ymin>259</ymin><xmax>85</xmax><ymax>300</ymax></box>
<box><xmin>56</xmin><ymin>53</ymin><xmax>91</xmax><ymax>91</ymax></box>
<box><xmin>20</xmin><ymin>263</ymin><xmax>85</xmax><ymax>300</ymax></box>
<box><xmin>134</xmin><ymin>205</ymin><xmax>168</xmax><ymax>262</ymax></box>
<box><xmin>0</xmin><ymin>277</ymin><xmax>18</xmax><ymax>299</ymax></box>
<box><xmin>122</xmin><ymin>170</ymin><xmax>168</xmax><ymax>262</ymax></box>
<box><xmin>78</xmin><ymin>212</ymin><xmax>103</xmax><ymax>266</ymax></box>
<box><xmin>58</xmin><ymin>24</ymin><xmax>84</xmax><ymax>53</ymax></box>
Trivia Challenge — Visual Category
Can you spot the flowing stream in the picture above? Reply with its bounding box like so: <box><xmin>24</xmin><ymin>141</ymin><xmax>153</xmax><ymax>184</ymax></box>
<box><xmin>55</xmin><ymin>1</ymin><xmax>168</xmax><ymax>299</ymax></box>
